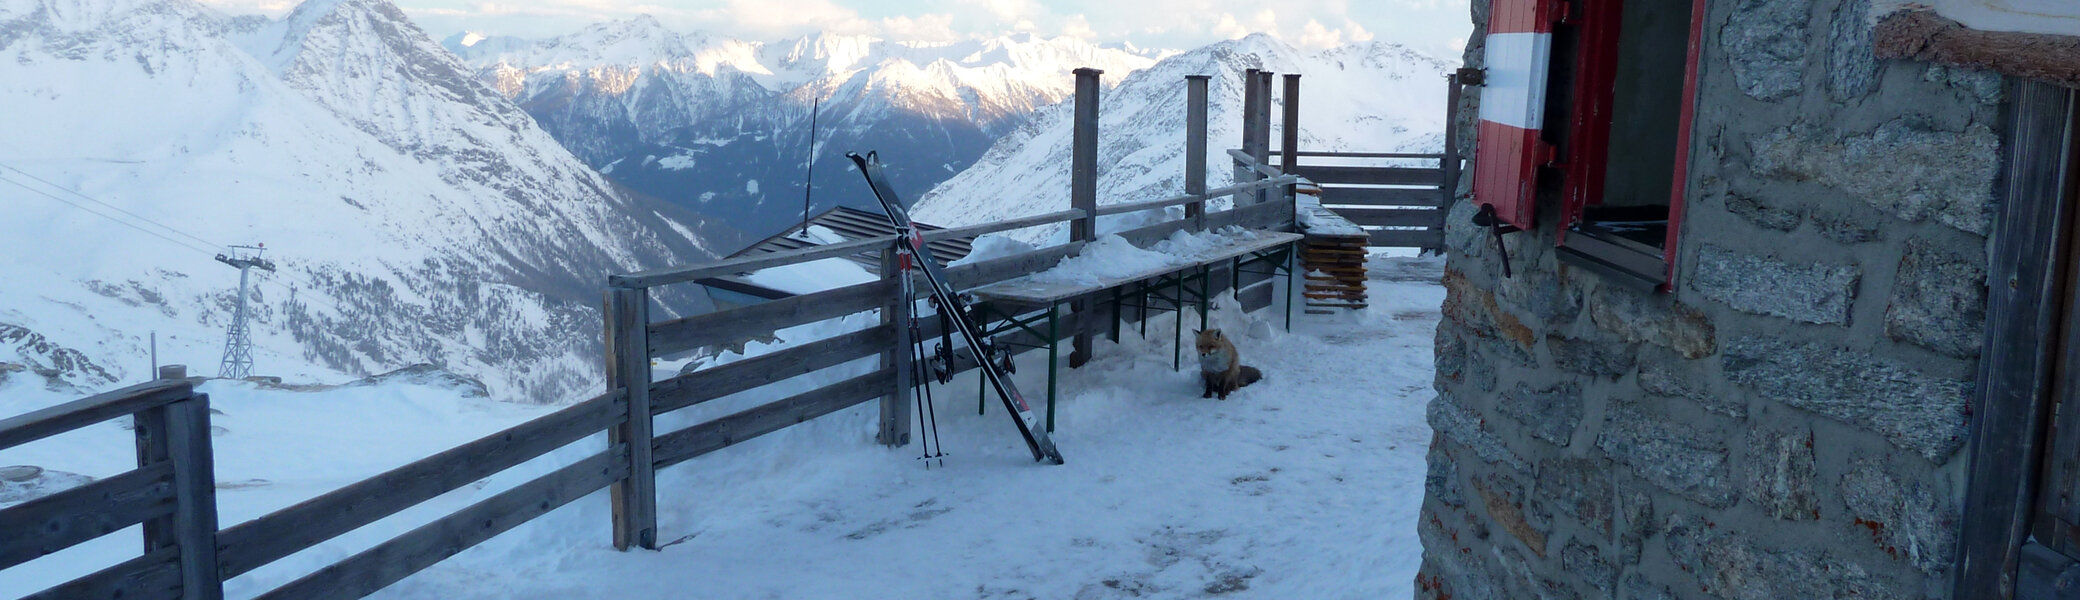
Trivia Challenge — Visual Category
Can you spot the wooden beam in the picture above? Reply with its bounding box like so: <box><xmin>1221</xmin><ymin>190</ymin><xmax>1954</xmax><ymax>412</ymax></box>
<box><xmin>0</xmin><ymin>462</ymin><xmax>173</xmax><ymax>570</ymax></box>
<box><xmin>1954</xmin><ymin>79</ymin><xmax>2078</xmax><ymax>599</ymax></box>
<box><xmin>654</xmin><ymin>370</ymin><xmax>896</xmax><ymax>469</ymax></box>
<box><xmin>1317</xmin><ymin>186</ymin><xmax>1442</xmax><ymax>207</ymax></box>
<box><xmin>1336</xmin><ymin>207</ymin><xmax>1446</xmax><ymax>228</ymax></box>
<box><xmin>23</xmin><ymin>547</ymin><xmax>181</xmax><ymax>600</ymax></box>
<box><xmin>647</xmin><ymin>279</ymin><xmax>894</xmax><ymax>357</ymax></box>
<box><xmin>253</xmin><ymin>448</ymin><xmax>628</xmax><ymax>600</ymax></box>
<box><xmin>1288</xmin><ymin>165</ymin><xmax>1443</xmax><ymax>186</ymax></box>
<box><xmin>0</xmin><ymin>380</ymin><xmax>192</xmax><ymax>450</ymax></box>
<box><xmin>605</xmin><ymin>288</ymin><xmax>657</xmax><ymax>550</ymax></box>
<box><xmin>652</xmin><ymin>325</ymin><xmax>897</xmax><ymax>415</ymax></box>
<box><xmin>1875</xmin><ymin>9</ymin><xmax>2080</xmax><ymax>89</ymax></box>
<box><xmin>1368</xmin><ymin>228</ymin><xmax>1447</xmax><ymax>248</ymax></box>
<box><xmin>164</xmin><ymin>396</ymin><xmax>220</xmax><ymax>600</ymax></box>
<box><xmin>214</xmin><ymin>391</ymin><xmax>624</xmax><ymax>578</ymax></box>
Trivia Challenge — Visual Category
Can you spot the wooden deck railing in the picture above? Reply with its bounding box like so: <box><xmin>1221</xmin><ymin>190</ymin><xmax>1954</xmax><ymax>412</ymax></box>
<box><xmin>0</xmin><ymin>64</ymin><xmax>1426</xmax><ymax>599</ymax></box>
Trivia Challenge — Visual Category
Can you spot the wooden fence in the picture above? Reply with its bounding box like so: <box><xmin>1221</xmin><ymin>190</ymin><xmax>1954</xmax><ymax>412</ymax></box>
<box><xmin>0</xmin><ymin>65</ymin><xmax>1403</xmax><ymax>599</ymax></box>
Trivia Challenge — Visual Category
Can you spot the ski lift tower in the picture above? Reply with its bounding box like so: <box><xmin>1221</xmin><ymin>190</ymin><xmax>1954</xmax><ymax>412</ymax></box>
<box><xmin>215</xmin><ymin>244</ymin><xmax>275</xmax><ymax>380</ymax></box>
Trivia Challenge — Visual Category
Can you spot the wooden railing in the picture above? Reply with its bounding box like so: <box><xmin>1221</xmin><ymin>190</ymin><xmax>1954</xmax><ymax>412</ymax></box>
<box><xmin>0</xmin><ymin>361</ymin><xmax>630</xmax><ymax>600</ymax></box>
<box><xmin>0</xmin><ymin>65</ymin><xmax>1351</xmax><ymax>599</ymax></box>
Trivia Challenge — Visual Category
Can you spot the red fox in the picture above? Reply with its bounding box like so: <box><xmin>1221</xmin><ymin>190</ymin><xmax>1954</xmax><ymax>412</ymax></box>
<box><xmin>1194</xmin><ymin>328</ymin><xmax>1264</xmax><ymax>400</ymax></box>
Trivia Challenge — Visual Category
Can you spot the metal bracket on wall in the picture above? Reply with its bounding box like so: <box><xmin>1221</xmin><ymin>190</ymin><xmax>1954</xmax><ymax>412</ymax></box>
<box><xmin>1471</xmin><ymin>204</ymin><xmax>1520</xmax><ymax>278</ymax></box>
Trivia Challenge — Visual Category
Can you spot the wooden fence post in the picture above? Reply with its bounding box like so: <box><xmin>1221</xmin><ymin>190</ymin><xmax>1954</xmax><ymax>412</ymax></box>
<box><xmin>1185</xmin><ymin>75</ymin><xmax>1210</xmax><ymax>231</ymax></box>
<box><xmin>1069</xmin><ymin>67</ymin><xmax>1103</xmax><ymax>368</ymax></box>
<box><xmin>1254</xmin><ymin>70</ymin><xmax>1275</xmax><ymax>206</ymax></box>
<box><xmin>1238</xmin><ymin>68</ymin><xmax>1262</xmax><ymax>198</ymax></box>
<box><xmin>604</xmin><ymin>288</ymin><xmax>657</xmax><ymax>550</ymax></box>
<box><xmin>167</xmin><ymin>390</ymin><xmax>222</xmax><ymax>600</ymax></box>
<box><xmin>1281</xmin><ymin>73</ymin><xmax>1302</xmax><ymax>209</ymax></box>
<box><xmin>878</xmin><ymin>247</ymin><xmax>913</xmax><ymax>447</ymax></box>
<box><xmin>137</xmin><ymin>365</ymin><xmax>183</xmax><ymax>553</ymax></box>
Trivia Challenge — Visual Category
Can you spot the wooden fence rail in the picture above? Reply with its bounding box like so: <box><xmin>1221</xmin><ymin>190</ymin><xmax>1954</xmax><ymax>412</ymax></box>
<box><xmin>0</xmin><ymin>63</ymin><xmax>1428</xmax><ymax>600</ymax></box>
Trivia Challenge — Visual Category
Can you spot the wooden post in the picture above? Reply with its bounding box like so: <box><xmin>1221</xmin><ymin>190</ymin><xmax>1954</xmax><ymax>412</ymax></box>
<box><xmin>878</xmin><ymin>247</ymin><xmax>913</xmax><ymax>447</ymax></box>
<box><xmin>1185</xmin><ymin>75</ymin><xmax>1210</xmax><ymax>231</ymax></box>
<box><xmin>604</xmin><ymin>288</ymin><xmax>657</xmax><ymax>550</ymax></box>
<box><xmin>1069</xmin><ymin>67</ymin><xmax>1102</xmax><ymax>368</ymax></box>
<box><xmin>1254</xmin><ymin>70</ymin><xmax>1275</xmax><ymax>206</ymax></box>
<box><xmin>1238</xmin><ymin>68</ymin><xmax>1262</xmax><ymax>198</ymax></box>
<box><xmin>167</xmin><ymin>392</ymin><xmax>222</xmax><ymax>600</ymax></box>
<box><xmin>136</xmin><ymin>364</ymin><xmax>185</xmax><ymax>553</ymax></box>
<box><xmin>1281</xmin><ymin>73</ymin><xmax>1302</xmax><ymax>212</ymax></box>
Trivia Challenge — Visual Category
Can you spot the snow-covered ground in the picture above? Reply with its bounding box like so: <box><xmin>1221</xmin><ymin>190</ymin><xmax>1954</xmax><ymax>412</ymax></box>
<box><xmin>1</xmin><ymin>253</ymin><xmax>1443</xmax><ymax>599</ymax></box>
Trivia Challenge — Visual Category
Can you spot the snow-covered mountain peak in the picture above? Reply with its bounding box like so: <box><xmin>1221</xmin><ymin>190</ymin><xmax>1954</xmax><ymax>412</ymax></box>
<box><xmin>0</xmin><ymin>0</ymin><xmax>722</xmax><ymax>401</ymax></box>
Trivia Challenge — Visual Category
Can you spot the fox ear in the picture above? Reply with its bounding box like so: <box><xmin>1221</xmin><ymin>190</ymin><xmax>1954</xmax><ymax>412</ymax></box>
<box><xmin>1211</xmin><ymin>329</ymin><xmax>1223</xmax><ymax>339</ymax></box>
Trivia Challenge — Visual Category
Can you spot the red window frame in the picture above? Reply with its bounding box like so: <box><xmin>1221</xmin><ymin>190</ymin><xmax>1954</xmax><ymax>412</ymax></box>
<box><xmin>1550</xmin><ymin>0</ymin><xmax>1710</xmax><ymax>292</ymax></box>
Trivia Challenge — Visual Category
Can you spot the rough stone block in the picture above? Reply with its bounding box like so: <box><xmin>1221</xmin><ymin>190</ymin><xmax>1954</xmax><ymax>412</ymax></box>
<box><xmin>1665</xmin><ymin>514</ymin><xmax>1909</xmax><ymax>600</ymax></box>
<box><xmin>1623</xmin><ymin>574</ymin><xmax>1677</xmax><ymax>600</ymax></box>
<box><xmin>1721</xmin><ymin>0</ymin><xmax>1811</xmax><ymax>102</ymax></box>
<box><xmin>1724</xmin><ymin>192</ymin><xmax>1804</xmax><ymax>231</ymax></box>
<box><xmin>1444</xmin><ymin>269</ymin><xmax>1538</xmax><ymax>356</ymax></box>
<box><xmin>1841</xmin><ymin>458</ymin><xmax>1957</xmax><ymax>575</ymax></box>
<box><xmin>1499</xmin><ymin>381</ymin><xmax>1584</xmax><ymax>446</ymax></box>
<box><xmin>1560</xmin><ymin>541</ymin><xmax>1617</xmax><ymax>596</ymax></box>
<box><xmin>1500</xmin><ymin>261</ymin><xmax>1584</xmax><ymax>325</ymax></box>
<box><xmin>1546</xmin><ymin>334</ymin><xmax>1637</xmax><ymax>379</ymax></box>
<box><xmin>1742</xmin><ymin>427</ymin><xmax>1821</xmax><ymax>521</ymax></box>
<box><xmin>1589</xmin><ymin>286</ymin><xmax>1718</xmax><ymax>359</ymax></box>
<box><xmin>1925</xmin><ymin>64</ymin><xmax>2003</xmax><ymax>105</ymax></box>
<box><xmin>1494</xmin><ymin>546</ymin><xmax>1579</xmax><ymax>600</ymax></box>
<box><xmin>1473</xmin><ymin>475</ymin><xmax>1548</xmax><ymax>558</ymax></box>
<box><xmin>1828</xmin><ymin>0</ymin><xmax>1879</xmax><ymax>102</ymax></box>
<box><xmin>1722</xmin><ymin>337</ymin><xmax>1969</xmax><ymax>462</ymax></box>
<box><xmin>1596</xmin><ymin>402</ymin><xmax>1738</xmax><ymax>508</ymax></box>
<box><xmin>1637</xmin><ymin>350</ymin><xmax>1747</xmax><ymax>418</ymax></box>
<box><xmin>1427</xmin><ymin>437</ymin><xmax>1467</xmax><ymax>509</ymax></box>
<box><xmin>1885</xmin><ymin>241</ymin><xmax>1986</xmax><ymax>358</ymax></box>
<box><xmin>1689</xmin><ymin>244</ymin><xmax>1859</xmax><ymax>325</ymax></box>
<box><xmin>1749</xmin><ymin>119</ymin><xmax>1999</xmax><ymax>235</ymax></box>
<box><xmin>1435</xmin><ymin>325</ymin><xmax>1467</xmax><ymax>386</ymax></box>
<box><xmin>1428</xmin><ymin>393</ymin><xmax>1532</xmax><ymax>472</ymax></box>
<box><xmin>1813</xmin><ymin>207</ymin><xmax>1885</xmax><ymax>244</ymax></box>
<box><xmin>1617</xmin><ymin>489</ymin><xmax>1656</xmax><ymax>563</ymax></box>
<box><xmin>1418</xmin><ymin>518</ymin><xmax>1506</xmax><ymax>600</ymax></box>
<box><xmin>1537</xmin><ymin>457</ymin><xmax>1614</xmax><ymax>536</ymax></box>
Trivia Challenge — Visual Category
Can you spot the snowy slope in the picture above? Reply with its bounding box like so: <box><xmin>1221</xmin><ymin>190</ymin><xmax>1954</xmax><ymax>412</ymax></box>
<box><xmin>0</xmin><ymin>0</ymin><xmax>727</xmax><ymax>402</ymax></box>
<box><xmin>447</xmin><ymin>21</ymin><xmax>1167</xmax><ymax>241</ymax></box>
<box><xmin>913</xmin><ymin>35</ymin><xmax>1454</xmax><ymax>245</ymax></box>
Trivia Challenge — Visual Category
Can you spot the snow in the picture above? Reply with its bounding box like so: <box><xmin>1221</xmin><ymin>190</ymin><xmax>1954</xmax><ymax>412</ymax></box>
<box><xmin>656</xmin><ymin>154</ymin><xmax>695</xmax><ymax>170</ymax></box>
<box><xmin>1028</xmin><ymin>228</ymin><xmax>1264</xmax><ymax>287</ymax></box>
<box><xmin>742</xmin><ymin>257</ymin><xmax>876</xmax><ymax>295</ymax></box>
<box><xmin>3</xmin><ymin>232</ymin><xmax>1441</xmax><ymax>599</ymax></box>
<box><xmin>745</xmin><ymin>179</ymin><xmax>760</xmax><ymax>194</ymax></box>
<box><xmin>947</xmin><ymin>233</ymin><xmax>1037</xmax><ymax>267</ymax></box>
<box><xmin>1879</xmin><ymin>0</ymin><xmax>2080</xmax><ymax>36</ymax></box>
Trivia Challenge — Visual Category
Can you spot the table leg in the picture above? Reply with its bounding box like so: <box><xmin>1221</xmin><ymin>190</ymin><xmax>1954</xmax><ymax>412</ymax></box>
<box><xmin>1047</xmin><ymin>303</ymin><xmax>1059</xmax><ymax>433</ymax></box>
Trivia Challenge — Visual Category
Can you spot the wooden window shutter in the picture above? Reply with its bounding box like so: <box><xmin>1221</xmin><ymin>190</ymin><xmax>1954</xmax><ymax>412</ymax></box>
<box><xmin>1472</xmin><ymin>0</ymin><xmax>1559</xmax><ymax>231</ymax></box>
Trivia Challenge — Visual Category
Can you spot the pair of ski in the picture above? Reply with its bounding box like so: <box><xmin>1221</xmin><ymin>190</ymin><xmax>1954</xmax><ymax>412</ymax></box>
<box><xmin>848</xmin><ymin>151</ymin><xmax>1065</xmax><ymax>465</ymax></box>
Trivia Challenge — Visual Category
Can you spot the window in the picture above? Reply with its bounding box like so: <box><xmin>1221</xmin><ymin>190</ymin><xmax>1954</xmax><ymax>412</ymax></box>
<box><xmin>1471</xmin><ymin>0</ymin><xmax>1708</xmax><ymax>291</ymax></box>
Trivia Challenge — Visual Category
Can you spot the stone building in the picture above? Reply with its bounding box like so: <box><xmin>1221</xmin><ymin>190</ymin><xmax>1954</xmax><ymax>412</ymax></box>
<box><xmin>1418</xmin><ymin>1</ymin><xmax>2080</xmax><ymax>598</ymax></box>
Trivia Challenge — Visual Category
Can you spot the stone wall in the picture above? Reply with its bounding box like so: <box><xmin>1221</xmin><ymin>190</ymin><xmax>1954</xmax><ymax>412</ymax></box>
<box><xmin>1417</xmin><ymin>0</ymin><xmax>2002</xmax><ymax>597</ymax></box>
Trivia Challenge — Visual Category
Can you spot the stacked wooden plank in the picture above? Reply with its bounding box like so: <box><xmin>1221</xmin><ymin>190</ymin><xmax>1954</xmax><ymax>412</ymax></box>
<box><xmin>1295</xmin><ymin>187</ymin><xmax>1369</xmax><ymax>312</ymax></box>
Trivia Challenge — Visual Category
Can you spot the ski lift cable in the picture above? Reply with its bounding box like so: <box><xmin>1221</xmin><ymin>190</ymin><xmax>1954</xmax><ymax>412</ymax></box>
<box><xmin>0</xmin><ymin>161</ymin><xmax>227</xmax><ymax>252</ymax></box>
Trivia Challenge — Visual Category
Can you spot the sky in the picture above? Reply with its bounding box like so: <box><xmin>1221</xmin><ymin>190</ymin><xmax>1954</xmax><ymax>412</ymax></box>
<box><xmin>198</xmin><ymin>0</ymin><xmax>1474</xmax><ymax>59</ymax></box>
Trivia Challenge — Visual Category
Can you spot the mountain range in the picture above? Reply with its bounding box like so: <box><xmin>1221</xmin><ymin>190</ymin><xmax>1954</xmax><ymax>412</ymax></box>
<box><xmin>0</xmin><ymin>0</ymin><xmax>723</xmax><ymax>402</ymax></box>
<box><xmin>444</xmin><ymin>19</ymin><xmax>1167</xmax><ymax>242</ymax></box>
